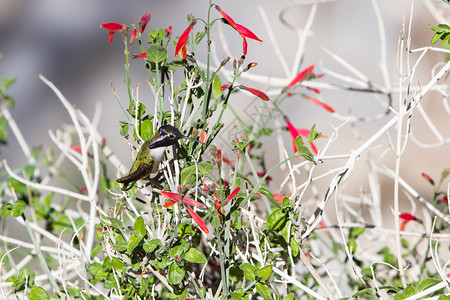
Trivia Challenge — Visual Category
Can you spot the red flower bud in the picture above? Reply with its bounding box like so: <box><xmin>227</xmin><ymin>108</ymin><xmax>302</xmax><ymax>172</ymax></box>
<box><xmin>139</xmin><ymin>13</ymin><xmax>151</xmax><ymax>34</ymax></box>
<box><xmin>165</xmin><ymin>25</ymin><xmax>172</xmax><ymax>38</ymax></box>
<box><xmin>71</xmin><ymin>145</ymin><xmax>82</xmax><ymax>153</ymax></box>
<box><xmin>129</xmin><ymin>28</ymin><xmax>137</xmax><ymax>46</ymax></box>
<box><xmin>220</xmin><ymin>83</ymin><xmax>231</xmax><ymax>91</ymax></box>
<box><xmin>239</xmin><ymin>86</ymin><xmax>269</xmax><ymax>101</ymax></box>
<box><xmin>131</xmin><ymin>53</ymin><xmax>147</xmax><ymax>59</ymax></box>
<box><xmin>421</xmin><ymin>172</ymin><xmax>435</xmax><ymax>185</ymax></box>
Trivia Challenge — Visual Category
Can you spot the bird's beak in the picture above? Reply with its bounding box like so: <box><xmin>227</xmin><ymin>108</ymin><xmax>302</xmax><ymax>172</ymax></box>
<box><xmin>183</xmin><ymin>136</ymin><xmax>202</xmax><ymax>144</ymax></box>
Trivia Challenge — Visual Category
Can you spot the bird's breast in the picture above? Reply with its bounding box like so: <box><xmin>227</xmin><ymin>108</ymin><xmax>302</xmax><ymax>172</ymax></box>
<box><xmin>150</xmin><ymin>146</ymin><xmax>167</xmax><ymax>162</ymax></box>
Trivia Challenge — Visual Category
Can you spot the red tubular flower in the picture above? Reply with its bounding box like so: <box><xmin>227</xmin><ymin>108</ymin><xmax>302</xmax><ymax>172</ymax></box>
<box><xmin>225</xmin><ymin>187</ymin><xmax>240</xmax><ymax>204</ymax></box>
<box><xmin>303</xmin><ymin>95</ymin><xmax>335</xmax><ymax>113</ymax></box>
<box><xmin>139</xmin><ymin>13</ymin><xmax>151</xmax><ymax>34</ymax></box>
<box><xmin>100</xmin><ymin>22</ymin><xmax>126</xmax><ymax>44</ymax></box>
<box><xmin>239</xmin><ymin>86</ymin><xmax>269</xmax><ymax>101</ymax></box>
<box><xmin>223</xmin><ymin>157</ymin><xmax>235</xmax><ymax>168</ymax></box>
<box><xmin>160</xmin><ymin>191</ymin><xmax>204</xmax><ymax>208</ymax></box>
<box><xmin>399</xmin><ymin>213</ymin><xmax>423</xmax><ymax>231</ymax></box>
<box><xmin>199</xmin><ymin>131</ymin><xmax>206</xmax><ymax>143</ymax></box>
<box><xmin>160</xmin><ymin>191</ymin><xmax>208</xmax><ymax>233</ymax></box>
<box><xmin>307</xmin><ymin>86</ymin><xmax>321</xmax><ymax>94</ymax></box>
<box><xmin>399</xmin><ymin>213</ymin><xmax>418</xmax><ymax>222</ymax></box>
<box><xmin>215</xmin><ymin>5</ymin><xmax>262</xmax><ymax>55</ymax></box>
<box><xmin>235</xmin><ymin>23</ymin><xmax>262</xmax><ymax>42</ymax></box>
<box><xmin>216</xmin><ymin>5</ymin><xmax>238</xmax><ymax>28</ymax></box>
<box><xmin>175</xmin><ymin>21</ymin><xmax>196</xmax><ymax>59</ymax></box>
<box><xmin>287</xmin><ymin>65</ymin><xmax>315</xmax><ymax>88</ymax></box>
<box><xmin>129</xmin><ymin>28</ymin><xmax>137</xmax><ymax>46</ymax></box>
<box><xmin>214</xmin><ymin>187</ymin><xmax>240</xmax><ymax>223</ymax></box>
<box><xmin>186</xmin><ymin>206</ymin><xmax>209</xmax><ymax>233</ymax></box>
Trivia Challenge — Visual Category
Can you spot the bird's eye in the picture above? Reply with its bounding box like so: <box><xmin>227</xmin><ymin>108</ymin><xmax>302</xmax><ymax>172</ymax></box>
<box><xmin>169</xmin><ymin>134</ymin><xmax>175</xmax><ymax>139</ymax></box>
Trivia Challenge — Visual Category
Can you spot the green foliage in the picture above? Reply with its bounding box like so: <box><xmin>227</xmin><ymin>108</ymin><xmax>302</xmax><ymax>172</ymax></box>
<box><xmin>428</xmin><ymin>24</ymin><xmax>450</xmax><ymax>45</ymax></box>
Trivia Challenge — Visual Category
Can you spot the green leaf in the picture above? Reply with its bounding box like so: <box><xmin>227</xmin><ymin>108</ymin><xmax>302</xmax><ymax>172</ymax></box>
<box><xmin>111</xmin><ymin>257</ymin><xmax>126</xmax><ymax>272</ymax></box>
<box><xmin>230</xmin><ymin>287</ymin><xmax>244</xmax><ymax>299</ymax></box>
<box><xmin>431</xmin><ymin>33</ymin><xmax>441</xmax><ymax>44</ymax></box>
<box><xmin>180</xmin><ymin>165</ymin><xmax>196</xmax><ymax>186</ymax></box>
<box><xmin>52</xmin><ymin>215</ymin><xmax>73</xmax><ymax>232</ymax></box>
<box><xmin>1</xmin><ymin>203</ymin><xmax>13</xmax><ymax>218</ymax></box>
<box><xmin>418</xmin><ymin>278</ymin><xmax>440</xmax><ymax>291</ymax></box>
<box><xmin>294</xmin><ymin>135</ymin><xmax>303</xmax><ymax>151</ymax></box>
<box><xmin>199</xmin><ymin>161</ymin><xmax>213</xmax><ymax>175</ymax></box>
<box><xmin>349</xmin><ymin>227</ymin><xmax>365</xmax><ymax>239</ymax></box>
<box><xmin>169</xmin><ymin>242</ymin><xmax>188</xmax><ymax>258</ymax></box>
<box><xmin>258</xmin><ymin>187</ymin><xmax>275</xmax><ymax>204</ymax></box>
<box><xmin>307</xmin><ymin>124</ymin><xmax>321</xmax><ymax>142</ymax></box>
<box><xmin>353</xmin><ymin>288</ymin><xmax>375</xmax><ymax>297</ymax></box>
<box><xmin>115</xmin><ymin>240</ymin><xmax>127</xmax><ymax>252</ymax></box>
<box><xmin>143</xmin><ymin>239</ymin><xmax>162</xmax><ymax>253</ymax></box>
<box><xmin>107</xmin><ymin>217</ymin><xmax>123</xmax><ymax>229</ymax></box>
<box><xmin>94</xmin><ymin>269</ymin><xmax>109</xmax><ymax>281</ymax></box>
<box><xmin>119</xmin><ymin>121</ymin><xmax>129</xmax><ymax>136</ymax></box>
<box><xmin>401</xmin><ymin>238</ymin><xmax>409</xmax><ymax>249</ymax></box>
<box><xmin>211</xmin><ymin>75</ymin><xmax>223</xmax><ymax>100</ymax></box>
<box><xmin>428</xmin><ymin>24</ymin><xmax>440</xmax><ymax>31</ymax></box>
<box><xmin>127</xmin><ymin>235</ymin><xmax>143</xmax><ymax>254</ymax></box>
<box><xmin>360</xmin><ymin>268</ymin><xmax>373</xmax><ymax>281</ymax></box>
<box><xmin>1</xmin><ymin>77</ymin><xmax>16</xmax><ymax>93</ymax></box>
<box><xmin>257</xmin><ymin>265</ymin><xmax>273</xmax><ymax>280</ymax></box>
<box><xmin>134</xmin><ymin>216</ymin><xmax>146</xmax><ymax>237</ymax></box>
<box><xmin>137</xmin><ymin>119</ymin><xmax>153</xmax><ymax>141</ymax></box>
<box><xmin>239</xmin><ymin>263</ymin><xmax>256</xmax><ymax>281</ymax></box>
<box><xmin>12</xmin><ymin>200</ymin><xmax>26</xmax><ymax>217</ymax></box>
<box><xmin>194</xmin><ymin>32</ymin><xmax>206</xmax><ymax>45</ymax></box>
<box><xmin>297</xmin><ymin>144</ymin><xmax>316</xmax><ymax>165</ymax></box>
<box><xmin>91</xmin><ymin>245</ymin><xmax>102</xmax><ymax>260</ymax></box>
<box><xmin>147</xmin><ymin>45</ymin><xmax>168</xmax><ymax>63</ymax></box>
<box><xmin>255</xmin><ymin>282</ymin><xmax>271</xmax><ymax>300</ymax></box>
<box><xmin>0</xmin><ymin>116</ymin><xmax>7</xmax><ymax>143</ymax></box>
<box><xmin>282</xmin><ymin>294</ymin><xmax>295</xmax><ymax>300</ymax></box>
<box><xmin>265</xmin><ymin>208</ymin><xmax>288</xmax><ymax>230</ymax></box>
<box><xmin>184</xmin><ymin>248</ymin><xmax>207</xmax><ymax>264</ymax></box>
<box><xmin>347</xmin><ymin>240</ymin><xmax>357</xmax><ymax>254</ymax></box>
<box><xmin>438</xmin><ymin>24</ymin><xmax>450</xmax><ymax>30</ymax></box>
<box><xmin>149</xmin><ymin>28</ymin><xmax>165</xmax><ymax>43</ymax></box>
<box><xmin>394</xmin><ymin>286</ymin><xmax>416</xmax><ymax>300</ymax></box>
<box><xmin>87</xmin><ymin>262</ymin><xmax>102</xmax><ymax>275</ymax></box>
<box><xmin>128</xmin><ymin>101</ymin><xmax>146</xmax><ymax>119</ymax></box>
<box><xmin>28</xmin><ymin>286</ymin><xmax>49</xmax><ymax>300</ymax></box>
<box><xmin>168</xmin><ymin>263</ymin><xmax>185</xmax><ymax>285</ymax></box>
<box><xmin>290</xmin><ymin>237</ymin><xmax>299</xmax><ymax>257</ymax></box>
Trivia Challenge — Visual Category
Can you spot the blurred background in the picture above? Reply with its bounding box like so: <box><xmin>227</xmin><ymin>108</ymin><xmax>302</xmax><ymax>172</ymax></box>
<box><xmin>0</xmin><ymin>0</ymin><xmax>448</xmax><ymax>212</ymax></box>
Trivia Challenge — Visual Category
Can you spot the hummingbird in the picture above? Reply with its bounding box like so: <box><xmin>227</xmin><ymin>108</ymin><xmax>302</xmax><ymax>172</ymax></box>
<box><xmin>116</xmin><ymin>124</ymin><xmax>199</xmax><ymax>191</ymax></box>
